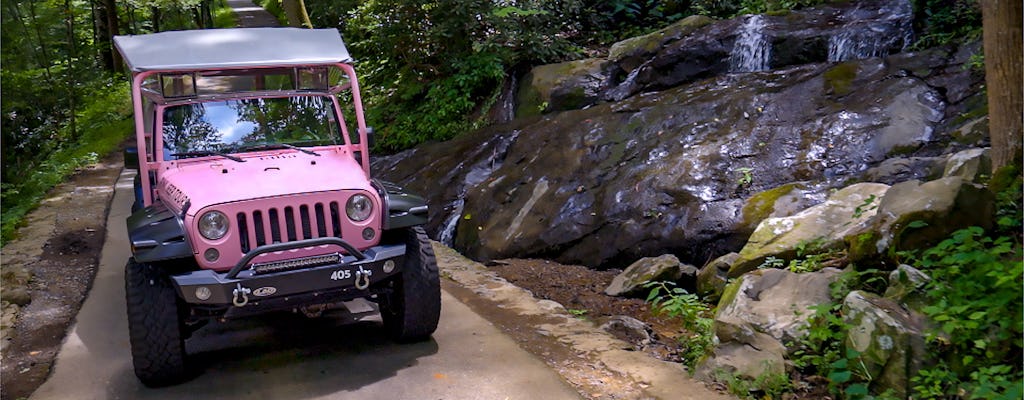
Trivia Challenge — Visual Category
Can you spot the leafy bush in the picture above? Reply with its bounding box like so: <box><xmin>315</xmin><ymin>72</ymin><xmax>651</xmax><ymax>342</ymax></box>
<box><xmin>644</xmin><ymin>281</ymin><xmax>715</xmax><ymax>367</ymax></box>
<box><xmin>907</xmin><ymin>225</ymin><xmax>1023</xmax><ymax>399</ymax></box>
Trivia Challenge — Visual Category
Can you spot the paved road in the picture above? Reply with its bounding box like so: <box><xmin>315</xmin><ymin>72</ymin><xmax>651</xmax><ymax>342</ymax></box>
<box><xmin>30</xmin><ymin>170</ymin><xmax>581</xmax><ymax>400</ymax></box>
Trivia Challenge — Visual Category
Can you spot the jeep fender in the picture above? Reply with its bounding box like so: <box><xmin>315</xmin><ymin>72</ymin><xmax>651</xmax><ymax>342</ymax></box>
<box><xmin>372</xmin><ymin>180</ymin><xmax>428</xmax><ymax>230</ymax></box>
<box><xmin>127</xmin><ymin>201</ymin><xmax>193</xmax><ymax>262</ymax></box>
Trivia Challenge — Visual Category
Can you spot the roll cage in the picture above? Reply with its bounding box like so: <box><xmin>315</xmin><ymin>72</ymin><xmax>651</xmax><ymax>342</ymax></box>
<box><xmin>114</xmin><ymin>28</ymin><xmax>372</xmax><ymax>208</ymax></box>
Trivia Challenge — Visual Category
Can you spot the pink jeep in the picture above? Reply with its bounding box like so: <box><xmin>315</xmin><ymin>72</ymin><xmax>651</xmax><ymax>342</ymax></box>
<box><xmin>114</xmin><ymin>28</ymin><xmax>439</xmax><ymax>386</ymax></box>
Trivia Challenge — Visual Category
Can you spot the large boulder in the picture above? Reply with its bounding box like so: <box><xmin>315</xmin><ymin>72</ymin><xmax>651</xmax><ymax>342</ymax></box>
<box><xmin>605</xmin><ymin>254</ymin><xmax>684</xmax><ymax>297</ymax></box>
<box><xmin>696</xmin><ymin>268</ymin><xmax>841</xmax><ymax>381</ymax></box>
<box><xmin>842</xmin><ymin>290</ymin><xmax>927</xmax><ymax>399</ymax></box>
<box><xmin>862</xmin><ymin>156</ymin><xmax>947</xmax><ymax>185</ymax></box>
<box><xmin>516</xmin><ymin>59</ymin><xmax>609</xmax><ymax>117</ymax></box>
<box><xmin>729</xmin><ymin>183</ymin><xmax>890</xmax><ymax>278</ymax></box>
<box><xmin>845</xmin><ymin>177</ymin><xmax>994</xmax><ymax>263</ymax></box>
<box><xmin>608</xmin><ymin>15</ymin><xmax>715</xmax><ymax>74</ymax></box>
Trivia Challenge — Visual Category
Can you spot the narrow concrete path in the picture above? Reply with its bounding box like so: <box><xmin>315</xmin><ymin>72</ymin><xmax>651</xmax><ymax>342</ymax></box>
<box><xmin>31</xmin><ymin>170</ymin><xmax>582</xmax><ymax>400</ymax></box>
<box><xmin>227</xmin><ymin>0</ymin><xmax>281</xmax><ymax>28</ymax></box>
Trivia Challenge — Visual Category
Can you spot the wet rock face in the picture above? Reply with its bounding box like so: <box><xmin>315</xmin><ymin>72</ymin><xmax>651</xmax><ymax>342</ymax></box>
<box><xmin>374</xmin><ymin>50</ymin><xmax>961</xmax><ymax>267</ymax></box>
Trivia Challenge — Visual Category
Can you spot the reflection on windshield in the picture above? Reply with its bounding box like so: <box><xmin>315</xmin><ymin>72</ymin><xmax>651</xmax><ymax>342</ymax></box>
<box><xmin>162</xmin><ymin>96</ymin><xmax>340</xmax><ymax>157</ymax></box>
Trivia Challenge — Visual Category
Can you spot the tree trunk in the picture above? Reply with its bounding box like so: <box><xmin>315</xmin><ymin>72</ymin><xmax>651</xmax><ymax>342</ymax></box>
<box><xmin>981</xmin><ymin>0</ymin><xmax>1023</xmax><ymax>169</ymax></box>
<box><xmin>282</xmin><ymin>0</ymin><xmax>303</xmax><ymax>27</ymax></box>
<box><xmin>105</xmin><ymin>0</ymin><xmax>122</xmax><ymax>72</ymax></box>
<box><xmin>65</xmin><ymin>0</ymin><xmax>78</xmax><ymax>139</ymax></box>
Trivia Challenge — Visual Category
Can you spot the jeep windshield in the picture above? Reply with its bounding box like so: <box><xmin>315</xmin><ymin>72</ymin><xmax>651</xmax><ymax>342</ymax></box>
<box><xmin>162</xmin><ymin>95</ymin><xmax>342</xmax><ymax>159</ymax></box>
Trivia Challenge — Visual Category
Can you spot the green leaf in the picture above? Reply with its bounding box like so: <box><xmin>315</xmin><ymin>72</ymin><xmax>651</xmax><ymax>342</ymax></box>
<box><xmin>907</xmin><ymin>220</ymin><xmax>929</xmax><ymax>228</ymax></box>
<box><xmin>968</xmin><ymin>311</ymin><xmax>987</xmax><ymax>320</ymax></box>
<box><xmin>829</xmin><ymin>369</ymin><xmax>852</xmax><ymax>384</ymax></box>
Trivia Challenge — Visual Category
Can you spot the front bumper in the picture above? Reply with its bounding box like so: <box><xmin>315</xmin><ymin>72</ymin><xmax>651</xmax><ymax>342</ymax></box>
<box><xmin>171</xmin><ymin>242</ymin><xmax>405</xmax><ymax>306</ymax></box>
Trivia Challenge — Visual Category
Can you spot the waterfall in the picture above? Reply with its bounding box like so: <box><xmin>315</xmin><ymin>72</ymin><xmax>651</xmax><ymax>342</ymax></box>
<box><xmin>494</xmin><ymin>74</ymin><xmax>518</xmax><ymax>124</ymax></box>
<box><xmin>438</xmin><ymin>199</ymin><xmax>464</xmax><ymax>245</ymax></box>
<box><xmin>828</xmin><ymin>0</ymin><xmax>914</xmax><ymax>62</ymax></box>
<box><xmin>729</xmin><ymin>15</ymin><xmax>771</xmax><ymax>73</ymax></box>
<box><xmin>436</xmin><ymin>130</ymin><xmax>522</xmax><ymax>246</ymax></box>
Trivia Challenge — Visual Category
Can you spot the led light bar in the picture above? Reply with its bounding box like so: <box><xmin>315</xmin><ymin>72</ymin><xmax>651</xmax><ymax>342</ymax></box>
<box><xmin>251</xmin><ymin>253</ymin><xmax>341</xmax><ymax>275</ymax></box>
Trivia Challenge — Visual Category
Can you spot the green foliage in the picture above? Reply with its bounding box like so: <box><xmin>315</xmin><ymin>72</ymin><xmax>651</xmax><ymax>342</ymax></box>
<box><xmin>904</xmin><ymin>224</ymin><xmax>1023</xmax><ymax>399</ymax></box>
<box><xmin>911</xmin><ymin>0</ymin><xmax>982</xmax><ymax>48</ymax></box>
<box><xmin>735</xmin><ymin>167</ymin><xmax>754</xmax><ymax>186</ymax></box>
<box><xmin>713</xmin><ymin>368</ymin><xmax>793</xmax><ymax>399</ymax></box>
<box><xmin>737</xmin><ymin>0</ymin><xmax>826</xmax><ymax>16</ymax></box>
<box><xmin>852</xmin><ymin>194</ymin><xmax>878</xmax><ymax>219</ymax></box>
<box><xmin>328</xmin><ymin>0</ymin><xmax>583</xmax><ymax>152</ymax></box>
<box><xmin>757</xmin><ymin>239</ymin><xmax>845</xmax><ymax>273</ymax></box>
<box><xmin>1</xmin><ymin>81</ymin><xmax>133</xmax><ymax>244</ymax></box>
<box><xmin>643</xmin><ymin>281</ymin><xmax>715</xmax><ymax>367</ymax></box>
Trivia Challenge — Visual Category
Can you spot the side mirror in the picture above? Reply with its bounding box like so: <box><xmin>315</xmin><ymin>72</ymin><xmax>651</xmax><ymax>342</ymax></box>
<box><xmin>124</xmin><ymin>147</ymin><xmax>139</xmax><ymax>170</ymax></box>
<box><xmin>365</xmin><ymin>126</ymin><xmax>375</xmax><ymax>148</ymax></box>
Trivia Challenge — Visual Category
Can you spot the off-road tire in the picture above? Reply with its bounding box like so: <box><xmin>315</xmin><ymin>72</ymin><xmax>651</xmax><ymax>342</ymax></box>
<box><xmin>381</xmin><ymin>227</ymin><xmax>441</xmax><ymax>342</ymax></box>
<box><xmin>125</xmin><ymin>258</ymin><xmax>189</xmax><ymax>387</ymax></box>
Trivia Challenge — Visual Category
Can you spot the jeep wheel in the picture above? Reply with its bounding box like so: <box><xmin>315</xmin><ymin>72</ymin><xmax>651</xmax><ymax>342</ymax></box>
<box><xmin>380</xmin><ymin>227</ymin><xmax>441</xmax><ymax>342</ymax></box>
<box><xmin>125</xmin><ymin>258</ymin><xmax>189</xmax><ymax>386</ymax></box>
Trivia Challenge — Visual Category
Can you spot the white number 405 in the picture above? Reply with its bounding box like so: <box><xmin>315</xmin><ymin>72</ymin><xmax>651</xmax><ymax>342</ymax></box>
<box><xmin>330</xmin><ymin>269</ymin><xmax>352</xmax><ymax>281</ymax></box>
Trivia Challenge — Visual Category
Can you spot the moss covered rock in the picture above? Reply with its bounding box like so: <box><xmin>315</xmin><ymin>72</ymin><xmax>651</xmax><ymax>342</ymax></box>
<box><xmin>844</xmin><ymin>177</ymin><xmax>995</xmax><ymax>263</ymax></box>
<box><xmin>515</xmin><ymin>58</ymin><xmax>609</xmax><ymax>118</ymax></box>
<box><xmin>730</xmin><ymin>183</ymin><xmax>890</xmax><ymax>278</ymax></box>
<box><xmin>608</xmin><ymin>15</ymin><xmax>715</xmax><ymax>73</ymax></box>
<box><xmin>696</xmin><ymin>252</ymin><xmax>739</xmax><ymax>302</ymax></box>
<box><xmin>842</xmin><ymin>290</ymin><xmax>926</xmax><ymax>399</ymax></box>
<box><xmin>883</xmin><ymin>264</ymin><xmax>931</xmax><ymax>312</ymax></box>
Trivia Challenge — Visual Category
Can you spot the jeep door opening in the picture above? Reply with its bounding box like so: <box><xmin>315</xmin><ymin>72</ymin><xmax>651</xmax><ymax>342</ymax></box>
<box><xmin>114</xmin><ymin>28</ymin><xmax>440</xmax><ymax>387</ymax></box>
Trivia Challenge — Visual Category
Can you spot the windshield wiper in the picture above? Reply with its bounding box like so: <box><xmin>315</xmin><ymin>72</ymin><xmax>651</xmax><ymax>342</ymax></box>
<box><xmin>170</xmin><ymin>150</ymin><xmax>246</xmax><ymax>163</ymax></box>
<box><xmin>239</xmin><ymin>143</ymin><xmax>320</xmax><ymax>156</ymax></box>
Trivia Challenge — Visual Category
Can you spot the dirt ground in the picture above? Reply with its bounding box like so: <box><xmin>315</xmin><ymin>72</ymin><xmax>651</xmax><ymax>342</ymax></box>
<box><xmin>486</xmin><ymin>259</ymin><xmax>695</xmax><ymax>364</ymax></box>
<box><xmin>0</xmin><ymin>150</ymin><xmax>122</xmax><ymax>400</ymax></box>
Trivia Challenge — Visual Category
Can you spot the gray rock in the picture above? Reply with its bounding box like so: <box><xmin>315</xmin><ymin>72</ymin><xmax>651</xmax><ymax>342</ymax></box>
<box><xmin>0</xmin><ymin>288</ymin><xmax>31</xmax><ymax>307</ymax></box>
<box><xmin>730</xmin><ymin>183</ymin><xmax>890</xmax><ymax>278</ymax></box>
<box><xmin>608</xmin><ymin>15</ymin><xmax>715</xmax><ymax>73</ymax></box>
<box><xmin>697</xmin><ymin>268</ymin><xmax>840</xmax><ymax>382</ymax></box>
<box><xmin>884</xmin><ymin>264</ymin><xmax>931</xmax><ymax>311</ymax></box>
<box><xmin>605</xmin><ymin>254</ymin><xmax>683</xmax><ymax>297</ymax></box>
<box><xmin>697</xmin><ymin>252</ymin><xmax>739</xmax><ymax>302</ymax></box>
<box><xmin>599</xmin><ymin>315</ymin><xmax>654</xmax><ymax>348</ymax></box>
<box><xmin>373</xmin><ymin>5</ymin><xmax>980</xmax><ymax>269</ymax></box>
<box><xmin>943</xmin><ymin>147</ymin><xmax>991</xmax><ymax>182</ymax></box>
<box><xmin>843</xmin><ymin>290</ymin><xmax>927</xmax><ymax>399</ymax></box>
<box><xmin>863</xmin><ymin>156</ymin><xmax>947</xmax><ymax>185</ymax></box>
<box><xmin>846</xmin><ymin>177</ymin><xmax>994</xmax><ymax>263</ymax></box>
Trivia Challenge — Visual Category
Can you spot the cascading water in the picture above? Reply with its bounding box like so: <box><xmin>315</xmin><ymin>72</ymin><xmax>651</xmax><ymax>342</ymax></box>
<box><xmin>729</xmin><ymin>15</ymin><xmax>771</xmax><ymax>73</ymax></box>
<box><xmin>828</xmin><ymin>0</ymin><xmax>914</xmax><ymax>62</ymax></box>
<box><xmin>494</xmin><ymin>74</ymin><xmax>518</xmax><ymax>124</ymax></box>
<box><xmin>436</xmin><ymin>131</ymin><xmax>522</xmax><ymax>246</ymax></box>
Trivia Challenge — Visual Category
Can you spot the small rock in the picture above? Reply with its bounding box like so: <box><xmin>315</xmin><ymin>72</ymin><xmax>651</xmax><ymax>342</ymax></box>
<box><xmin>883</xmin><ymin>264</ymin><xmax>931</xmax><ymax>311</ymax></box>
<box><xmin>599</xmin><ymin>315</ymin><xmax>653</xmax><ymax>348</ymax></box>
<box><xmin>696</xmin><ymin>252</ymin><xmax>739</xmax><ymax>302</ymax></box>
<box><xmin>605</xmin><ymin>254</ymin><xmax>683</xmax><ymax>297</ymax></box>
<box><xmin>942</xmin><ymin>147</ymin><xmax>991</xmax><ymax>182</ymax></box>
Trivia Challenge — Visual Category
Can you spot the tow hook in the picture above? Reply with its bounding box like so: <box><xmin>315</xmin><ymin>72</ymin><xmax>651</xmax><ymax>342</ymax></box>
<box><xmin>232</xmin><ymin>283</ymin><xmax>251</xmax><ymax>307</ymax></box>
<box><xmin>355</xmin><ymin>266</ymin><xmax>372</xmax><ymax>290</ymax></box>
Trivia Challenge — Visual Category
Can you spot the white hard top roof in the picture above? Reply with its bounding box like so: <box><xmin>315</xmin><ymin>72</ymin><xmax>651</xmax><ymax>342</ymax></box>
<box><xmin>113</xmin><ymin>28</ymin><xmax>352</xmax><ymax>73</ymax></box>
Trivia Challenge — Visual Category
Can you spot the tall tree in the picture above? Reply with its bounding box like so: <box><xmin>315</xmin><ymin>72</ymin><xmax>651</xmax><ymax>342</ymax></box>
<box><xmin>981</xmin><ymin>0</ymin><xmax>1023</xmax><ymax>169</ymax></box>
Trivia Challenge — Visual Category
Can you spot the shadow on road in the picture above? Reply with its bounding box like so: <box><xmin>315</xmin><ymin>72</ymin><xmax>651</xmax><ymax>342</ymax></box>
<box><xmin>106</xmin><ymin>310</ymin><xmax>438</xmax><ymax>399</ymax></box>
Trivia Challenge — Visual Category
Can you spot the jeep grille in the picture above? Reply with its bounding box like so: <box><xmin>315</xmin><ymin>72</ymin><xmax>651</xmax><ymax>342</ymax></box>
<box><xmin>235</xmin><ymin>201</ymin><xmax>343</xmax><ymax>253</ymax></box>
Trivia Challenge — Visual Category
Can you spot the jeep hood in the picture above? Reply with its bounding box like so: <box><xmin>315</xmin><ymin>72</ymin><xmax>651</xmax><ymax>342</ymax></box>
<box><xmin>157</xmin><ymin>152</ymin><xmax>373</xmax><ymax>216</ymax></box>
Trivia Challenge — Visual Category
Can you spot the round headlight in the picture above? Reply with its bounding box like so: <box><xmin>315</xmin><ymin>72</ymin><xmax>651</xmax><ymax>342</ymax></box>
<box><xmin>346</xmin><ymin>194</ymin><xmax>373</xmax><ymax>222</ymax></box>
<box><xmin>198</xmin><ymin>211</ymin><xmax>230</xmax><ymax>240</ymax></box>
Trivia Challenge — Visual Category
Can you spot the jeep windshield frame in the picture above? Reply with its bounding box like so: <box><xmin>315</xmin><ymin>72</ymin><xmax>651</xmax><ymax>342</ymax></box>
<box><xmin>114</xmin><ymin>28</ymin><xmax>371</xmax><ymax>208</ymax></box>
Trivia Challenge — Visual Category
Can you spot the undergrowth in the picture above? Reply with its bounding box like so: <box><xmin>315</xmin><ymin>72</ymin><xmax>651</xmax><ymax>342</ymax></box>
<box><xmin>643</xmin><ymin>281</ymin><xmax>715</xmax><ymax>368</ymax></box>
<box><xmin>0</xmin><ymin>81</ymin><xmax>132</xmax><ymax>245</ymax></box>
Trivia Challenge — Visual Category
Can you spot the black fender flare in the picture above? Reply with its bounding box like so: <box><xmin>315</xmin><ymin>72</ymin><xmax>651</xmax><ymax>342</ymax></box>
<box><xmin>372</xmin><ymin>179</ymin><xmax>429</xmax><ymax>231</ymax></box>
<box><xmin>126</xmin><ymin>201</ymin><xmax>193</xmax><ymax>263</ymax></box>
